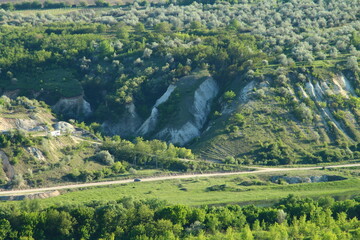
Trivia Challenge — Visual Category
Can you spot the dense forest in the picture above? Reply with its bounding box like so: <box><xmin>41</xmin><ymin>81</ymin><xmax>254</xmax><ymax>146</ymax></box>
<box><xmin>1</xmin><ymin>0</ymin><xmax>360</xmax><ymax>169</ymax></box>
<box><xmin>0</xmin><ymin>21</ymin><xmax>262</xmax><ymax>118</ymax></box>
<box><xmin>0</xmin><ymin>195</ymin><xmax>359</xmax><ymax>239</ymax></box>
<box><xmin>2</xmin><ymin>0</ymin><xmax>360</xmax><ymax>121</ymax></box>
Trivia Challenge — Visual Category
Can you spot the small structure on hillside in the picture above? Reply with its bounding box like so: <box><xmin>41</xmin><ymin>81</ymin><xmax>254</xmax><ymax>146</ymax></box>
<box><xmin>50</xmin><ymin>130</ymin><xmax>61</xmax><ymax>137</ymax></box>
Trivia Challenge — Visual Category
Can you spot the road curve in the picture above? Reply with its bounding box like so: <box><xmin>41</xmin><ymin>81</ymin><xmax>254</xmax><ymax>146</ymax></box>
<box><xmin>1</xmin><ymin>163</ymin><xmax>360</xmax><ymax>196</ymax></box>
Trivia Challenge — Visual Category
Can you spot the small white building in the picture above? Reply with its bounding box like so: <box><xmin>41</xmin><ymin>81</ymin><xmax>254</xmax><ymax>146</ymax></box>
<box><xmin>50</xmin><ymin>130</ymin><xmax>61</xmax><ymax>137</ymax></box>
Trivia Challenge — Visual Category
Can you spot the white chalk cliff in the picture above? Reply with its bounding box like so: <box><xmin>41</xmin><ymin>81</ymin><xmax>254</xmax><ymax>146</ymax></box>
<box><xmin>155</xmin><ymin>76</ymin><xmax>219</xmax><ymax>145</ymax></box>
<box><xmin>101</xmin><ymin>72</ymin><xmax>219</xmax><ymax>145</ymax></box>
<box><xmin>137</xmin><ymin>85</ymin><xmax>176</xmax><ymax>135</ymax></box>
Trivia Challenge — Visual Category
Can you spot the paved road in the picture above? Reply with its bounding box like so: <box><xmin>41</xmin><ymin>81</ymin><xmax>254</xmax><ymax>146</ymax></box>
<box><xmin>1</xmin><ymin>163</ymin><xmax>360</xmax><ymax>196</ymax></box>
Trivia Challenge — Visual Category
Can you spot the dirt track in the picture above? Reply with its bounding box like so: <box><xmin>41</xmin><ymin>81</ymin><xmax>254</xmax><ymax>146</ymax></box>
<box><xmin>1</xmin><ymin>163</ymin><xmax>360</xmax><ymax>196</ymax></box>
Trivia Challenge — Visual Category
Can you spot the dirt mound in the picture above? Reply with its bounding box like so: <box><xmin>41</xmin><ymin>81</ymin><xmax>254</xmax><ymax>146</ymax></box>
<box><xmin>0</xmin><ymin>190</ymin><xmax>60</xmax><ymax>201</ymax></box>
<box><xmin>270</xmin><ymin>175</ymin><xmax>346</xmax><ymax>184</ymax></box>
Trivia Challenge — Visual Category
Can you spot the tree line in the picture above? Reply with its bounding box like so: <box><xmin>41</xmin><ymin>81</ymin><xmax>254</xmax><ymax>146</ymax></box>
<box><xmin>0</xmin><ymin>195</ymin><xmax>359</xmax><ymax>239</ymax></box>
<box><xmin>0</xmin><ymin>0</ymin><xmax>111</xmax><ymax>11</ymax></box>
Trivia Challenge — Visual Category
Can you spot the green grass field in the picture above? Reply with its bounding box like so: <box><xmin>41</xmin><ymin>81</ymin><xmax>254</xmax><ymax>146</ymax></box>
<box><xmin>2</xmin><ymin>169</ymin><xmax>358</xmax><ymax>208</ymax></box>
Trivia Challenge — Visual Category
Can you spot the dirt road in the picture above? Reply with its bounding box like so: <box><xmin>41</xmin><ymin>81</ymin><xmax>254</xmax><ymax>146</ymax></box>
<box><xmin>1</xmin><ymin>163</ymin><xmax>360</xmax><ymax>196</ymax></box>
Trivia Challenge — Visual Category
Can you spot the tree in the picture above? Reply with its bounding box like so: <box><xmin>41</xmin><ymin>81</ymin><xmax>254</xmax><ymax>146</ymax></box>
<box><xmin>134</xmin><ymin>23</ymin><xmax>145</xmax><ymax>32</ymax></box>
<box><xmin>0</xmin><ymin>219</ymin><xmax>11</xmax><ymax>240</ymax></box>
<box><xmin>44</xmin><ymin>210</ymin><xmax>74</xmax><ymax>239</ymax></box>
<box><xmin>71</xmin><ymin>207</ymin><xmax>97</xmax><ymax>240</ymax></box>
<box><xmin>143</xmin><ymin>48</ymin><xmax>153</xmax><ymax>58</ymax></box>
<box><xmin>349</xmin><ymin>45</ymin><xmax>360</xmax><ymax>57</ymax></box>
<box><xmin>155</xmin><ymin>205</ymin><xmax>190</xmax><ymax>225</ymax></box>
<box><xmin>79</xmin><ymin>1</ymin><xmax>87</xmax><ymax>7</ymax></box>
<box><xmin>224</xmin><ymin>156</ymin><xmax>236</xmax><ymax>164</ymax></box>
<box><xmin>240</xmin><ymin>225</ymin><xmax>254</xmax><ymax>240</ymax></box>
<box><xmin>329</xmin><ymin>47</ymin><xmax>339</xmax><ymax>58</ymax></box>
<box><xmin>111</xmin><ymin>162</ymin><xmax>125</xmax><ymax>173</ymax></box>
<box><xmin>0</xmin><ymin>3</ymin><xmax>14</xmax><ymax>10</ymax></box>
<box><xmin>278</xmin><ymin>54</ymin><xmax>288</xmax><ymax>66</ymax></box>
<box><xmin>98</xmin><ymin>40</ymin><xmax>114</xmax><ymax>57</ymax></box>
<box><xmin>11</xmin><ymin>174</ymin><xmax>25</xmax><ymax>188</ymax></box>
<box><xmin>275</xmin><ymin>74</ymin><xmax>289</xmax><ymax>86</ymax></box>
<box><xmin>223</xmin><ymin>91</ymin><xmax>236</xmax><ymax>103</ymax></box>
<box><xmin>190</xmin><ymin>21</ymin><xmax>204</xmax><ymax>30</ymax></box>
<box><xmin>227</xmin><ymin>19</ymin><xmax>243</xmax><ymax>31</ymax></box>
<box><xmin>115</xmin><ymin>25</ymin><xmax>129</xmax><ymax>39</ymax></box>
<box><xmin>95</xmin><ymin>150</ymin><xmax>114</xmax><ymax>165</ymax></box>
<box><xmin>346</xmin><ymin>56</ymin><xmax>359</xmax><ymax>72</ymax></box>
<box><xmin>276</xmin><ymin>210</ymin><xmax>287</xmax><ymax>224</ymax></box>
<box><xmin>97</xmin><ymin>24</ymin><xmax>107</xmax><ymax>33</ymax></box>
<box><xmin>294</xmin><ymin>103</ymin><xmax>313</xmax><ymax>121</ymax></box>
<box><xmin>95</xmin><ymin>0</ymin><xmax>110</xmax><ymax>7</ymax></box>
<box><xmin>155</xmin><ymin>22</ymin><xmax>172</xmax><ymax>33</ymax></box>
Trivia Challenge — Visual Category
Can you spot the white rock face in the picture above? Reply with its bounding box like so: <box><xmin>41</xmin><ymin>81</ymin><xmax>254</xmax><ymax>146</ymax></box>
<box><xmin>137</xmin><ymin>85</ymin><xmax>176</xmax><ymax>135</ymax></box>
<box><xmin>320</xmin><ymin>82</ymin><xmax>333</xmax><ymax>96</ymax></box>
<box><xmin>82</xmin><ymin>100</ymin><xmax>92</xmax><ymax>116</ymax></box>
<box><xmin>343</xmin><ymin>75</ymin><xmax>357</xmax><ymax>95</ymax></box>
<box><xmin>222</xmin><ymin>80</ymin><xmax>256</xmax><ymax>115</ymax></box>
<box><xmin>314</xmin><ymin>82</ymin><xmax>325</xmax><ymax>100</ymax></box>
<box><xmin>155</xmin><ymin>77</ymin><xmax>219</xmax><ymax>145</ymax></box>
<box><xmin>305</xmin><ymin>82</ymin><xmax>317</xmax><ymax>99</ymax></box>
<box><xmin>15</xmin><ymin>119</ymin><xmax>38</xmax><ymax>131</ymax></box>
<box><xmin>101</xmin><ymin>74</ymin><xmax>218</xmax><ymax>144</ymax></box>
<box><xmin>298</xmin><ymin>86</ymin><xmax>309</xmax><ymax>99</ymax></box>
<box><xmin>52</xmin><ymin>96</ymin><xmax>92</xmax><ymax>118</ymax></box>
<box><xmin>157</xmin><ymin>122</ymin><xmax>200</xmax><ymax>146</ymax></box>
<box><xmin>239</xmin><ymin>80</ymin><xmax>255</xmax><ymax>102</ymax></box>
<box><xmin>193</xmin><ymin>78</ymin><xmax>219</xmax><ymax>128</ymax></box>
<box><xmin>332</xmin><ymin>75</ymin><xmax>349</xmax><ymax>97</ymax></box>
<box><xmin>305</xmin><ymin>78</ymin><xmax>350</xmax><ymax>139</ymax></box>
<box><xmin>26</xmin><ymin>147</ymin><xmax>46</xmax><ymax>161</ymax></box>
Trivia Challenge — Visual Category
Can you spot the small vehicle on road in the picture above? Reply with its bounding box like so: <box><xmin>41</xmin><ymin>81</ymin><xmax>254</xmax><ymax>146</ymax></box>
<box><xmin>134</xmin><ymin>178</ymin><xmax>142</xmax><ymax>182</ymax></box>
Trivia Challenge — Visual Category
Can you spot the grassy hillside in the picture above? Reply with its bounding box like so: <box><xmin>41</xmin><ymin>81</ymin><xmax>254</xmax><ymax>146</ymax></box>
<box><xmin>0</xmin><ymin>96</ymin><xmax>242</xmax><ymax>190</ymax></box>
<box><xmin>192</xmin><ymin>69</ymin><xmax>360</xmax><ymax>165</ymax></box>
<box><xmin>0</xmin><ymin>97</ymin><xmax>104</xmax><ymax>188</ymax></box>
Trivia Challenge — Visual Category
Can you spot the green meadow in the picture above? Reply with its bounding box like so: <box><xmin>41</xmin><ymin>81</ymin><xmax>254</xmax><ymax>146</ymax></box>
<box><xmin>2</xmin><ymin>168</ymin><xmax>357</xmax><ymax>207</ymax></box>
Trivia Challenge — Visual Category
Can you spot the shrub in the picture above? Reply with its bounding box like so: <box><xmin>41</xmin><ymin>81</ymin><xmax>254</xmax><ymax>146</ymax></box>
<box><xmin>224</xmin><ymin>156</ymin><xmax>236</xmax><ymax>164</ymax></box>
<box><xmin>111</xmin><ymin>162</ymin><xmax>126</xmax><ymax>173</ymax></box>
<box><xmin>94</xmin><ymin>150</ymin><xmax>114</xmax><ymax>165</ymax></box>
<box><xmin>129</xmin><ymin>168</ymin><xmax>137</xmax><ymax>174</ymax></box>
<box><xmin>294</xmin><ymin>103</ymin><xmax>313</xmax><ymax>121</ymax></box>
<box><xmin>95</xmin><ymin>0</ymin><xmax>110</xmax><ymax>7</ymax></box>
<box><xmin>223</xmin><ymin>91</ymin><xmax>236</xmax><ymax>103</ymax></box>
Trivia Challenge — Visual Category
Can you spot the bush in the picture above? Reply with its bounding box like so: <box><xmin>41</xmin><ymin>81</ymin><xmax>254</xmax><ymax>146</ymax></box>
<box><xmin>294</xmin><ymin>103</ymin><xmax>313</xmax><ymax>121</ymax></box>
<box><xmin>129</xmin><ymin>168</ymin><xmax>137</xmax><ymax>175</ymax></box>
<box><xmin>0</xmin><ymin>3</ymin><xmax>14</xmax><ymax>10</ymax></box>
<box><xmin>223</xmin><ymin>91</ymin><xmax>236</xmax><ymax>103</ymax></box>
<box><xmin>111</xmin><ymin>162</ymin><xmax>126</xmax><ymax>173</ymax></box>
<box><xmin>43</xmin><ymin>1</ymin><xmax>69</xmax><ymax>9</ymax></box>
<box><xmin>95</xmin><ymin>0</ymin><xmax>110</xmax><ymax>7</ymax></box>
<box><xmin>224</xmin><ymin>156</ymin><xmax>236</xmax><ymax>164</ymax></box>
<box><xmin>14</xmin><ymin>1</ymin><xmax>42</xmax><ymax>10</ymax></box>
<box><xmin>233</xmin><ymin>113</ymin><xmax>246</xmax><ymax>126</ymax></box>
<box><xmin>94</xmin><ymin>150</ymin><xmax>114</xmax><ymax>165</ymax></box>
